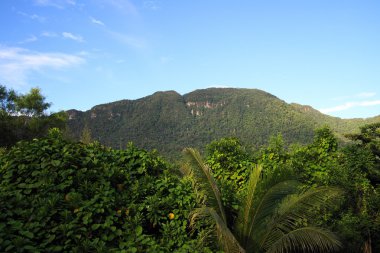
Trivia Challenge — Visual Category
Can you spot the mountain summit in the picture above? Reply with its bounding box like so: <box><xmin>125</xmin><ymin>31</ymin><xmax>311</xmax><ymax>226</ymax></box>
<box><xmin>67</xmin><ymin>88</ymin><xmax>380</xmax><ymax>157</ymax></box>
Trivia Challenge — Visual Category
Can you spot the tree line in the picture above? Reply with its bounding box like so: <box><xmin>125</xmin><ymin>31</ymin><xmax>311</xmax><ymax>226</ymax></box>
<box><xmin>0</xmin><ymin>85</ymin><xmax>66</xmax><ymax>147</ymax></box>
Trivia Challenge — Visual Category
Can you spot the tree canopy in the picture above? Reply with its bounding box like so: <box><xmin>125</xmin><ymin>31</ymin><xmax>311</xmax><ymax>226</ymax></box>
<box><xmin>0</xmin><ymin>85</ymin><xmax>66</xmax><ymax>147</ymax></box>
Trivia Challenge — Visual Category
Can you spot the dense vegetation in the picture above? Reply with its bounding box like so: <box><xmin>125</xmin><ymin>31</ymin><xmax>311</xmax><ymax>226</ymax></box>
<box><xmin>0</xmin><ymin>85</ymin><xmax>66</xmax><ymax>147</ymax></box>
<box><xmin>66</xmin><ymin>88</ymin><xmax>380</xmax><ymax>158</ymax></box>
<box><xmin>1</xmin><ymin>86</ymin><xmax>379</xmax><ymax>252</ymax></box>
<box><xmin>0</xmin><ymin>132</ymin><xmax>210</xmax><ymax>252</ymax></box>
<box><xmin>183</xmin><ymin>148</ymin><xmax>343</xmax><ymax>253</ymax></box>
<box><xmin>1</xmin><ymin>124</ymin><xmax>379</xmax><ymax>252</ymax></box>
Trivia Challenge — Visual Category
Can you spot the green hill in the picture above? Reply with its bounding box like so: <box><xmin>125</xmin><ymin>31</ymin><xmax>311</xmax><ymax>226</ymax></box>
<box><xmin>67</xmin><ymin>88</ymin><xmax>380</xmax><ymax>158</ymax></box>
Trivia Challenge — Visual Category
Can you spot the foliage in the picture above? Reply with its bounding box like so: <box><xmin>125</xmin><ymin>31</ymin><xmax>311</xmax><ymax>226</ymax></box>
<box><xmin>183</xmin><ymin>148</ymin><xmax>342</xmax><ymax>253</ymax></box>
<box><xmin>255</xmin><ymin>125</ymin><xmax>380</xmax><ymax>253</ymax></box>
<box><xmin>345</xmin><ymin>122</ymin><xmax>380</xmax><ymax>185</ymax></box>
<box><xmin>205</xmin><ymin>138</ymin><xmax>254</xmax><ymax>222</ymax></box>
<box><xmin>66</xmin><ymin>88</ymin><xmax>380</xmax><ymax>158</ymax></box>
<box><xmin>256</xmin><ymin>134</ymin><xmax>289</xmax><ymax>178</ymax></box>
<box><xmin>2</xmin><ymin>83</ymin><xmax>380</xmax><ymax>253</ymax></box>
<box><xmin>0</xmin><ymin>135</ymin><xmax>212</xmax><ymax>252</ymax></box>
<box><xmin>80</xmin><ymin>124</ymin><xmax>93</xmax><ymax>144</ymax></box>
<box><xmin>328</xmin><ymin>123</ymin><xmax>380</xmax><ymax>253</ymax></box>
<box><xmin>15</xmin><ymin>87</ymin><xmax>51</xmax><ymax>117</ymax></box>
<box><xmin>0</xmin><ymin>85</ymin><xmax>66</xmax><ymax>147</ymax></box>
<box><xmin>0</xmin><ymin>85</ymin><xmax>17</xmax><ymax>114</ymax></box>
<box><xmin>183</xmin><ymin>148</ymin><xmax>245</xmax><ymax>252</ymax></box>
<box><xmin>287</xmin><ymin>126</ymin><xmax>340</xmax><ymax>187</ymax></box>
<box><xmin>206</xmin><ymin>137</ymin><xmax>252</xmax><ymax>188</ymax></box>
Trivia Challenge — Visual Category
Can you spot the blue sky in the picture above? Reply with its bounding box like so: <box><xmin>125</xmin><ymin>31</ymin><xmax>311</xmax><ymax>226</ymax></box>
<box><xmin>0</xmin><ymin>0</ymin><xmax>379</xmax><ymax>119</ymax></box>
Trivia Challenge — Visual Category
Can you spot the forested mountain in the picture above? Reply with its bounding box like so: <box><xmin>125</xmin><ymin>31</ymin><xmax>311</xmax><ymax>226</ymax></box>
<box><xmin>67</xmin><ymin>88</ymin><xmax>380</xmax><ymax>157</ymax></box>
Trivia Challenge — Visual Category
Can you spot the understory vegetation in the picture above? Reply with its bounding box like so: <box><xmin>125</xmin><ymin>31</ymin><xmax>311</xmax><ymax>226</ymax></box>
<box><xmin>0</xmin><ymin>86</ymin><xmax>379</xmax><ymax>252</ymax></box>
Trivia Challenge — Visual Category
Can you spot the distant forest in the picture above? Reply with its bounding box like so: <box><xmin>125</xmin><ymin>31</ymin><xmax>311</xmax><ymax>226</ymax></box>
<box><xmin>67</xmin><ymin>88</ymin><xmax>380</xmax><ymax>158</ymax></box>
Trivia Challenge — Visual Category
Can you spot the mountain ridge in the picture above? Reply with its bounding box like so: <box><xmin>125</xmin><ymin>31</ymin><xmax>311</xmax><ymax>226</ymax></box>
<box><xmin>66</xmin><ymin>88</ymin><xmax>380</xmax><ymax>158</ymax></box>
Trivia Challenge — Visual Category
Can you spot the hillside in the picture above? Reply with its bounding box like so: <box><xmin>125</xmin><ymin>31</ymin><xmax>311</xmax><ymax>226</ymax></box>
<box><xmin>67</xmin><ymin>88</ymin><xmax>380</xmax><ymax>157</ymax></box>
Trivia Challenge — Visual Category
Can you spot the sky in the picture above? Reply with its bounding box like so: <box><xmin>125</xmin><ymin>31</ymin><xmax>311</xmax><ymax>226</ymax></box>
<box><xmin>0</xmin><ymin>0</ymin><xmax>379</xmax><ymax>119</ymax></box>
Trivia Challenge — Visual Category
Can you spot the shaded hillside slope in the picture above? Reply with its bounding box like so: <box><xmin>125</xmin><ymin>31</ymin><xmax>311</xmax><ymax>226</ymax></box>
<box><xmin>67</xmin><ymin>88</ymin><xmax>380</xmax><ymax>157</ymax></box>
<box><xmin>291</xmin><ymin>103</ymin><xmax>380</xmax><ymax>138</ymax></box>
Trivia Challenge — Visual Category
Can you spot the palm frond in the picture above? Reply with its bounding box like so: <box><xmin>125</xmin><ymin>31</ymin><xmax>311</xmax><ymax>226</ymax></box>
<box><xmin>266</xmin><ymin>227</ymin><xmax>342</xmax><ymax>253</ymax></box>
<box><xmin>235</xmin><ymin>164</ymin><xmax>262</xmax><ymax>245</ymax></box>
<box><xmin>238</xmin><ymin>179</ymin><xmax>301</xmax><ymax>250</ymax></box>
<box><xmin>188</xmin><ymin>207</ymin><xmax>215</xmax><ymax>248</ymax></box>
<box><xmin>261</xmin><ymin>187</ymin><xmax>343</xmax><ymax>250</ymax></box>
<box><xmin>190</xmin><ymin>207</ymin><xmax>246</xmax><ymax>253</ymax></box>
<box><xmin>250</xmin><ymin>180</ymin><xmax>301</xmax><ymax>230</ymax></box>
<box><xmin>182</xmin><ymin>147</ymin><xmax>227</xmax><ymax>223</ymax></box>
<box><xmin>277</xmin><ymin>187</ymin><xmax>342</xmax><ymax>229</ymax></box>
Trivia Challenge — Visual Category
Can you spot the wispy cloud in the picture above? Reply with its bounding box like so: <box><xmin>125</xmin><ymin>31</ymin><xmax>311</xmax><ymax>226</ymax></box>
<box><xmin>66</xmin><ymin>0</ymin><xmax>76</xmax><ymax>5</ymax></box>
<box><xmin>320</xmin><ymin>100</ymin><xmax>380</xmax><ymax>114</ymax></box>
<box><xmin>0</xmin><ymin>46</ymin><xmax>85</xmax><ymax>87</ymax></box>
<box><xmin>34</xmin><ymin>0</ymin><xmax>76</xmax><ymax>8</ymax></box>
<box><xmin>62</xmin><ymin>32</ymin><xmax>84</xmax><ymax>43</ymax></box>
<box><xmin>41</xmin><ymin>31</ymin><xmax>58</xmax><ymax>37</ymax></box>
<box><xmin>108</xmin><ymin>31</ymin><xmax>146</xmax><ymax>48</ymax></box>
<box><xmin>90</xmin><ymin>17</ymin><xmax>105</xmax><ymax>26</ymax></box>
<box><xmin>42</xmin><ymin>31</ymin><xmax>84</xmax><ymax>42</ymax></box>
<box><xmin>143</xmin><ymin>1</ymin><xmax>160</xmax><ymax>10</ymax></box>
<box><xmin>102</xmin><ymin>0</ymin><xmax>138</xmax><ymax>16</ymax></box>
<box><xmin>332</xmin><ymin>91</ymin><xmax>376</xmax><ymax>101</ymax></box>
<box><xmin>207</xmin><ymin>85</ymin><xmax>232</xmax><ymax>89</ymax></box>
<box><xmin>357</xmin><ymin>92</ymin><xmax>376</xmax><ymax>98</ymax></box>
<box><xmin>18</xmin><ymin>35</ymin><xmax>38</xmax><ymax>44</ymax></box>
<box><xmin>17</xmin><ymin>11</ymin><xmax>46</xmax><ymax>22</ymax></box>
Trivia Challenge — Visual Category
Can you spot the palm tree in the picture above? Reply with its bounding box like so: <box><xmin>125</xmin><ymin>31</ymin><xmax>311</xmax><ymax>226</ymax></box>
<box><xmin>182</xmin><ymin>148</ymin><xmax>342</xmax><ymax>253</ymax></box>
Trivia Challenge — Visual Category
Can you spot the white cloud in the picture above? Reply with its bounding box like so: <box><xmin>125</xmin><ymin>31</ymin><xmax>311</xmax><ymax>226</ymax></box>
<box><xmin>41</xmin><ymin>31</ymin><xmax>58</xmax><ymax>37</ymax></box>
<box><xmin>102</xmin><ymin>0</ymin><xmax>138</xmax><ymax>16</ymax></box>
<box><xmin>332</xmin><ymin>92</ymin><xmax>376</xmax><ymax>101</ymax></box>
<box><xmin>66</xmin><ymin>0</ymin><xmax>76</xmax><ymax>5</ymax></box>
<box><xmin>357</xmin><ymin>92</ymin><xmax>376</xmax><ymax>98</ymax></box>
<box><xmin>0</xmin><ymin>46</ymin><xmax>85</xmax><ymax>87</ymax></box>
<box><xmin>78</xmin><ymin>51</ymin><xmax>90</xmax><ymax>56</ymax></box>
<box><xmin>90</xmin><ymin>17</ymin><xmax>105</xmax><ymax>26</ymax></box>
<box><xmin>17</xmin><ymin>11</ymin><xmax>46</xmax><ymax>22</ymax></box>
<box><xmin>207</xmin><ymin>85</ymin><xmax>232</xmax><ymax>89</ymax></box>
<box><xmin>34</xmin><ymin>0</ymin><xmax>76</xmax><ymax>8</ymax></box>
<box><xmin>320</xmin><ymin>100</ymin><xmax>380</xmax><ymax>114</ymax></box>
<box><xmin>19</xmin><ymin>35</ymin><xmax>38</xmax><ymax>44</ymax></box>
<box><xmin>109</xmin><ymin>31</ymin><xmax>146</xmax><ymax>48</ymax></box>
<box><xmin>62</xmin><ymin>32</ymin><xmax>84</xmax><ymax>43</ymax></box>
<box><xmin>143</xmin><ymin>1</ymin><xmax>160</xmax><ymax>10</ymax></box>
<box><xmin>331</xmin><ymin>95</ymin><xmax>349</xmax><ymax>101</ymax></box>
<box><xmin>360</xmin><ymin>100</ymin><xmax>380</xmax><ymax>106</ymax></box>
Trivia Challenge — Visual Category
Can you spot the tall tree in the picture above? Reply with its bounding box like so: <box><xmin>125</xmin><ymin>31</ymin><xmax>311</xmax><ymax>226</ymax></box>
<box><xmin>345</xmin><ymin>122</ymin><xmax>380</xmax><ymax>185</ymax></box>
<box><xmin>80</xmin><ymin>124</ymin><xmax>92</xmax><ymax>144</ymax></box>
<box><xmin>15</xmin><ymin>87</ymin><xmax>51</xmax><ymax>117</ymax></box>
<box><xmin>0</xmin><ymin>85</ymin><xmax>17</xmax><ymax>114</ymax></box>
<box><xmin>336</xmin><ymin>122</ymin><xmax>380</xmax><ymax>253</ymax></box>
<box><xmin>0</xmin><ymin>85</ymin><xmax>65</xmax><ymax>147</ymax></box>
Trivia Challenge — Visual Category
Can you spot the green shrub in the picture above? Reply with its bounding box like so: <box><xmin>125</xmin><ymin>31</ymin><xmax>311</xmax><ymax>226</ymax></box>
<box><xmin>0</xmin><ymin>136</ymin><xmax>209</xmax><ymax>252</ymax></box>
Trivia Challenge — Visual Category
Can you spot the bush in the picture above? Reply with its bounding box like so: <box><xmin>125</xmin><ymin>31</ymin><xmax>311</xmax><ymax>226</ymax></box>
<box><xmin>0</xmin><ymin>135</ymin><xmax>209</xmax><ymax>252</ymax></box>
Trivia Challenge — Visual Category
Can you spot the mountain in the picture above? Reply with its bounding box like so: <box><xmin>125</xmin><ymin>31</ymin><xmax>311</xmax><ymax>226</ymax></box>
<box><xmin>66</xmin><ymin>88</ymin><xmax>380</xmax><ymax>158</ymax></box>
